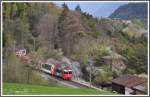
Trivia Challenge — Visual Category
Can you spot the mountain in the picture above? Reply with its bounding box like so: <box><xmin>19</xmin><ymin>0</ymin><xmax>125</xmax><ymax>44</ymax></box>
<box><xmin>109</xmin><ymin>3</ymin><xmax>148</xmax><ymax>26</ymax></box>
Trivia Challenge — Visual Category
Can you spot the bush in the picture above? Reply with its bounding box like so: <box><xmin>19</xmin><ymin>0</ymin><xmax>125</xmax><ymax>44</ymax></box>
<box><xmin>121</xmin><ymin>43</ymin><xmax>147</xmax><ymax>74</ymax></box>
<box><xmin>3</xmin><ymin>52</ymin><xmax>25</xmax><ymax>83</ymax></box>
<box><xmin>45</xmin><ymin>48</ymin><xmax>63</xmax><ymax>60</ymax></box>
<box><xmin>29</xmin><ymin>70</ymin><xmax>57</xmax><ymax>87</ymax></box>
<box><xmin>123</xmin><ymin>68</ymin><xmax>136</xmax><ymax>74</ymax></box>
<box><xmin>71</xmin><ymin>42</ymin><xmax>110</xmax><ymax>67</ymax></box>
<box><xmin>92</xmin><ymin>66</ymin><xmax>113</xmax><ymax>84</ymax></box>
<box><xmin>132</xmin><ymin>18</ymin><xmax>145</xmax><ymax>28</ymax></box>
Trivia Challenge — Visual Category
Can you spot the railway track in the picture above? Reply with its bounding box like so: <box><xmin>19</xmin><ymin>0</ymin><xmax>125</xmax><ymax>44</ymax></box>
<box><xmin>55</xmin><ymin>76</ymin><xmax>89</xmax><ymax>88</ymax></box>
<box><xmin>39</xmin><ymin>70</ymin><xmax>89</xmax><ymax>88</ymax></box>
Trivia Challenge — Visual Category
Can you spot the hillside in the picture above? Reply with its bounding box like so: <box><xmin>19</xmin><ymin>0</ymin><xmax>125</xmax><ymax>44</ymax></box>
<box><xmin>109</xmin><ymin>3</ymin><xmax>148</xmax><ymax>27</ymax></box>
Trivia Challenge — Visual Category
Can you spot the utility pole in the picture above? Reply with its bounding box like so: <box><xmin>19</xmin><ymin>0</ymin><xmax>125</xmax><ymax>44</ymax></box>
<box><xmin>13</xmin><ymin>40</ymin><xmax>16</xmax><ymax>52</ymax></box>
<box><xmin>89</xmin><ymin>52</ymin><xmax>93</xmax><ymax>88</ymax></box>
<box><xmin>33</xmin><ymin>37</ymin><xmax>35</xmax><ymax>52</ymax></box>
<box><xmin>89</xmin><ymin>62</ymin><xmax>92</xmax><ymax>87</ymax></box>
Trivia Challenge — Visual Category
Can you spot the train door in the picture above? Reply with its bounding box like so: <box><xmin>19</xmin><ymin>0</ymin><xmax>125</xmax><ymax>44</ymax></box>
<box><xmin>55</xmin><ymin>68</ymin><xmax>62</xmax><ymax>77</ymax></box>
<box><xmin>51</xmin><ymin>65</ymin><xmax>55</xmax><ymax>76</ymax></box>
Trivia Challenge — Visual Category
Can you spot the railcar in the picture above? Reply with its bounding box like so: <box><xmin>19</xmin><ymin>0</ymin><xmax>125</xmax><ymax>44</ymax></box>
<box><xmin>41</xmin><ymin>63</ymin><xmax>73</xmax><ymax>80</ymax></box>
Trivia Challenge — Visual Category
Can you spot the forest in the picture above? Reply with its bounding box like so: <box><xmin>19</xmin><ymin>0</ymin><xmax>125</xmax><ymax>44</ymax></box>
<box><xmin>2</xmin><ymin>2</ymin><xmax>148</xmax><ymax>88</ymax></box>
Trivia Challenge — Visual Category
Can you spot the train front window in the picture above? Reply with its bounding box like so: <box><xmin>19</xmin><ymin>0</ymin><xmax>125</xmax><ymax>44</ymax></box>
<box><xmin>64</xmin><ymin>71</ymin><xmax>72</xmax><ymax>74</ymax></box>
<box><xmin>68</xmin><ymin>71</ymin><xmax>72</xmax><ymax>74</ymax></box>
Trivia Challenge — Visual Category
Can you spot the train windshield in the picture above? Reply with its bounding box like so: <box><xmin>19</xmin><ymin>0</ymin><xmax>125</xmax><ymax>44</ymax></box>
<box><xmin>64</xmin><ymin>71</ymin><xmax>72</xmax><ymax>74</ymax></box>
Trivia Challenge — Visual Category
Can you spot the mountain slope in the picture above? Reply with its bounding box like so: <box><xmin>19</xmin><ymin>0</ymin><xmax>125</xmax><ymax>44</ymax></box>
<box><xmin>109</xmin><ymin>3</ymin><xmax>148</xmax><ymax>26</ymax></box>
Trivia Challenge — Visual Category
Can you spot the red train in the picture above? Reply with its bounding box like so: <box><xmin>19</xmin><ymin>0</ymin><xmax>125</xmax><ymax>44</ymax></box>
<box><xmin>40</xmin><ymin>62</ymin><xmax>73</xmax><ymax>80</ymax></box>
<box><xmin>16</xmin><ymin>49</ymin><xmax>73</xmax><ymax>80</ymax></box>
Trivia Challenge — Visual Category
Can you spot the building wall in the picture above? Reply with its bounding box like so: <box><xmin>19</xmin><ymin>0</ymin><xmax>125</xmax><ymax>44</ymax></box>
<box><xmin>112</xmin><ymin>83</ymin><xmax>125</xmax><ymax>94</ymax></box>
<box><xmin>125</xmin><ymin>87</ymin><xmax>134</xmax><ymax>95</ymax></box>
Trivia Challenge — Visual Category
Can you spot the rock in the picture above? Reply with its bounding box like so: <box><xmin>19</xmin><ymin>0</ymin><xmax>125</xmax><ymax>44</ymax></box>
<box><xmin>71</xmin><ymin>61</ymin><xmax>83</xmax><ymax>79</ymax></box>
<box><xmin>60</xmin><ymin>56</ymin><xmax>72</xmax><ymax>64</ymax></box>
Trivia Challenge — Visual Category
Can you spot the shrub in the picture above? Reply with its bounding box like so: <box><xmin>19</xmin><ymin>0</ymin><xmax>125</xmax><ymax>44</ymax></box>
<box><xmin>92</xmin><ymin>66</ymin><xmax>113</xmax><ymax>84</ymax></box>
<box><xmin>45</xmin><ymin>48</ymin><xmax>63</xmax><ymax>60</ymax></box>
<box><xmin>123</xmin><ymin>68</ymin><xmax>136</xmax><ymax>74</ymax></box>
<box><xmin>29</xmin><ymin>70</ymin><xmax>57</xmax><ymax>87</ymax></box>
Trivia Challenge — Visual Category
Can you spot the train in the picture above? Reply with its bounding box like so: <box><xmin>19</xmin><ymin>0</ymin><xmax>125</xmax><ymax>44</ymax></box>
<box><xmin>39</xmin><ymin>62</ymin><xmax>73</xmax><ymax>80</ymax></box>
<box><xmin>16</xmin><ymin>49</ymin><xmax>73</xmax><ymax>80</ymax></box>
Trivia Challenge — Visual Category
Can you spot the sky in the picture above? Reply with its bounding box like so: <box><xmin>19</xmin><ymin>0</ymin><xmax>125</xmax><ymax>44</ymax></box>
<box><xmin>56</xmin><ymin>2</ymin><xmax>128</xmax><ymax>18</ymax></box>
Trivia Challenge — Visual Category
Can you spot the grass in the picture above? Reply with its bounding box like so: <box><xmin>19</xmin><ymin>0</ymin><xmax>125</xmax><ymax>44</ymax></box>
<box><xmin>3</xmin><ymin>82</ymin><xmax>117</xmax><ymax>95</ymax></box>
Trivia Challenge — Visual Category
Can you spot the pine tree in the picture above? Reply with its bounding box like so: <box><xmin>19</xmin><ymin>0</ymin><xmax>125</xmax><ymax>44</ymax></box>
<box><xmin>58</xmin><ymin>3</ymin><xmax>69</xmax><ymax>34</ymax></box>
<box><xmin>62</xmin><ymin>3</ymin><xmax>69</xmax><ymax>11</ymax></box>
<box><xmin>75</xmin><ymin>4</ymin><xmax>81</xmax><ymax>12</ymax></box>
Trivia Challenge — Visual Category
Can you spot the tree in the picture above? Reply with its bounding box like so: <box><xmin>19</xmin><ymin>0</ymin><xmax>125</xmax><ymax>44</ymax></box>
<box><xmin>58</xmin><ymin>3</ymin><xmax>69</xmax><ymax>33</ymax></box>
<box><xmin>75</xmin><ymin>4</ymin><xmax>81</xmax><ymax>12</ymax></box>
<box><xmin>58</xmin><ymin>5</ymin><xmax>85</xmax><ymax>56</ymax></box>
<box><xmin>132</xmin><ymin>18</ymin><xmax>145</xmax><ymax>28</ymax></box>
<box><xmin>92</xmin><ymin>66</ymin><xmax>113</xmax><ymax>85</ymax></box>
<box><xmin>3</xmin><ymin>52</ymin><xmax>28</xmax><ymax>83</ymax></box>
<box><xmin>62</xmin><ymin>3</ymin><xmax>69</xmax><ymax>11</ymax></box>
<box><xmin>121</xmin><ymin>43</ymin><xmax>147</xmax><ymax>74</ymax></box>
<box><xmin>37</xmin><ymin>14</ymin><xmax>57</xmax><ymax>49</ymax></box>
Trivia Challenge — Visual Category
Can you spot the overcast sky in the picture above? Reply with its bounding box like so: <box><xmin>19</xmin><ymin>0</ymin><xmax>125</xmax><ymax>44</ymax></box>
<box><xmin>56</xmin><ymin>2</ymin><xmax>128</xmax><ymax>18</ymax></box>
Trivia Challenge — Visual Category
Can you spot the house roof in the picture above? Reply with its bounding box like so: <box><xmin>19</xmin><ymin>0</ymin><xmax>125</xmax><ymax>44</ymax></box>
<box><xmin>112</xmin><ymin>74</ymin><xmax>146</xmax><ymax>88</ymax></box>
<box><xmin>132</xmin><ymin>83</ymin><xmax>146</xmax><ymax>92</ymax></box>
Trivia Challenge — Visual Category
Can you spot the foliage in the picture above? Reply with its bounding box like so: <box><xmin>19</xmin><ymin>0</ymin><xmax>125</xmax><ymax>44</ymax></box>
<box><xmin>28</xmin><ymin>71</ymin><xmax>57</xmax><ymax>86</ymax></box>
<box><xmin>89</xmin><ymin>43</ymin><xmax>110</xmax><ymax>66</ymax></box>
<box><xmin>3</xmin><ymin>52</ymin><xmax>23</xmax><ymax>83</ymax></box>
<box><xmin>121</xmin><ymin>43</ymin><xmax>147</xmax><ymax>74</ymax></box>
<box><xmin>45</xmin><ymin>49</ymin><xmax>63</xmax><ymax>60</ymax></box>
<box><xmin>132</xmin><ymin>18</ymin><xmax>146</xmax><ymax>28</ymax></box>
<box><xmin>58</xmin><ymin>3</ymin><xmax>69</xmax><ymax>29</ymax></box>
<box><xmin>92</xmin><ymin>66</ymin><xmax>113</xmax><ymax>84</ymax></box>
<box><xmin>123</xmin><ymin>68</ymin><xmax>136</xmax><ymax>75</ymax></box>
<box><xmin>122</xmin><ymin>23</ymin><xmax>146</xmax><ymax>40</ymax></box>
<box><xmin>72</xmin><ymin>41</ymin><xmax>110</xmax><ymax>66</ymax></box>
<box><xmin>75</xmin><ymin>4</ymin><xmax>82</xmax><ymax>12</ymax></box>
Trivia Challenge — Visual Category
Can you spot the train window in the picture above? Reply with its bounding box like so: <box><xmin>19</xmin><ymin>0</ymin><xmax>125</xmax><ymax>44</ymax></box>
<box><xmin>64</xmin><ymin>71</ymin><xmax>72</xmax><ymax>74</ymax></box>
<box><xmin>56</xmin><ymin>68</ymin><xmax>61</xmax><ymax>73</ymax></box>
<box><xmin>64</xmin><ymin>71</ymin><xmax>68</xmax><ymax>74</ymax></box>
<box><xmin>43</xmin><ymin>64</ymin><xmax>51</xmax><ymax>70</ymax></box>
<box><xmin>68</xmin><ymin>71</ymin><xmax>72</xmax><ymax>74</ymax></box>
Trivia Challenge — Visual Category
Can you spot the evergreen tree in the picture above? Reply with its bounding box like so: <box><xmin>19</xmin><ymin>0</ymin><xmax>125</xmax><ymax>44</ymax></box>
<box><xmin>58</xmin><ymin>3</ymin><xmax>69</xmax><ymax>35</ymax></box>
<box><xmin>62</xmin><ymin>3</ymin><xmax>69</xmax><ymax>11</ymax></box>
<box><xmin>75</xmin><ymin>4</ymin><xmax>81</xmax><ymax>12</ymax></box>
<box><xmin>61</xmin><ymin>3</ymin><xmax>69</xmax><ymax>17</ymax></box>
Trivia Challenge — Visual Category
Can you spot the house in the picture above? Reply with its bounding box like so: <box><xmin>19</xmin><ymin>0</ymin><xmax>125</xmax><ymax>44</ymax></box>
<box><xmin>112</xmin><ymin>74</ymin><xmax>147</xmax><ymax>95</ymax></box>
<box><xmin>16</xmin><ymin>49</ymin><xmax>31</xmax><ymax>64</ymax></box>
<box><xmin>16</xmin><ymin>49</ymin><xmax>26</xmax><ymax>57</ymax></box>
